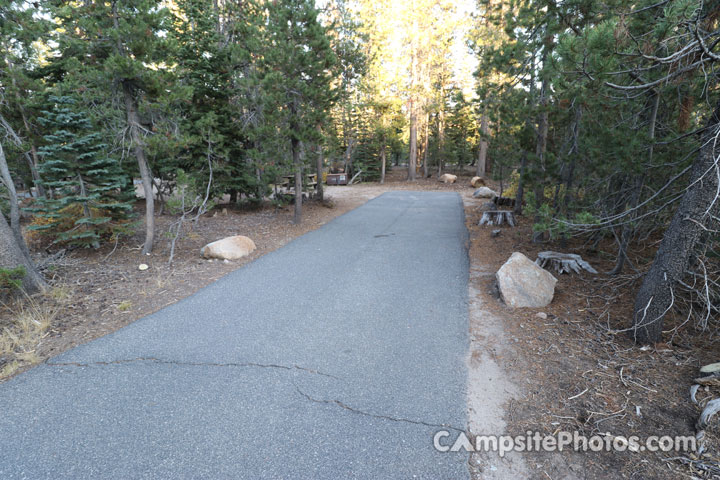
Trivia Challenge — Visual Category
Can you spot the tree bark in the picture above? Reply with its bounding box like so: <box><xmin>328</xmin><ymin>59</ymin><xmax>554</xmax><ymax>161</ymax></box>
<box><xmin>0</xmin><ymin>141</ymin><xmax>30</xmax><ymax>257</ymax></box>
<box><xmin>514</xmin><ymin>152</ymin><xmax>527</xmax><ymax>215</ymax></box>
<box><xmin>613</xmin><ymin>93</ymin><xmax>659</xmax><ymax>275</ymax></box>
<box><xmin>121</xmin><ymin>82</ymin><xmax>155</xmax><ymax>255</ymax></box>
<box><xmin>380</xmin><ymin>137</ymin><xmax>387</xmax><ymax>185</ymax></box>
<box><xmin>316</xmin><ymin>124</ymin><xmax>324</xmax><ymax>202</ymax></box>
<box><xmin>438</xmin><ymin>102</ymin><xmax>445</xmax><ymax>177</ymax></box>
<box><xmin>408</xmin><ymin>21</ymin><xmax>418</xmax><ymax>182</ymax></box>
<box><xmin>408</xmin><ymin>100</ymin><xmax>417</xmax><ymax>181</ymax></box>
<box><xmin>631</xmin><ymin>98</ymin><xmax>720</xmax><ymax>343</ymax></box>
<box><xmin>0</xmin><ymin>212</ymin><xmax>44</xmax><ymax>294</ymax></box>
<box><xmin>0</xmin><ymin>142</ymin><xmax>44</xmax><ymax>292</ymax></box>
<box><xmin>113</xmin><ymin>3</ymin><xmax>153</xmax><ymax>255</ymax></box>
<box><xmin>422</xmin><ymin>112</ymin><xmax>429</xmax><ymax>178</ymax></box>
<box><xmin>477</xmin><ymin>112</ymin><xmax>489</xmax><ymax>177</ymax></box>
<box><xmin>532</xmin><ymin>77</ymin><xmax>549</xmax><ymax>243</ymax></box>
<box><xmin>292</xmin><ymin>137</ymin><xmax>302</xmax><ymax>224</ymax></box>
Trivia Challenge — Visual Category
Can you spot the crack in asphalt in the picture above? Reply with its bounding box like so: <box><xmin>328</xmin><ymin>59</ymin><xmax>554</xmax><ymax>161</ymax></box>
<box><xmin>46</xmin><ymin>358</ymin><xmax>463</xmax><ymax>433</ymax></box>
<box><xmin>295</xmin><ymin>385</ymin><xmax>466</xmax><ymax>433</ymax></box>
<box><xmin>46</xmin><ymin>357</ymin><xmax>340</xmax><ymax>380</ymax></box>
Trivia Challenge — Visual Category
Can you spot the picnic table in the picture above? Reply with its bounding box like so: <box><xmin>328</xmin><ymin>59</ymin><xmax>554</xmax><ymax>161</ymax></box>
<box><xmin>277</xmin><ymin>173</ymin><xmax>318</xmax><ymax>198</ymax></box>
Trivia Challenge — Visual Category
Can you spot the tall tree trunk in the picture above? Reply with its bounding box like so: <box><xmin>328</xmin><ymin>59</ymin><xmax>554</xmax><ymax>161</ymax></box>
<box><xmin>0</xmin><ymin>143</ymin><xmax>44</xmax><ymax>292</ymax></box>
<box><xmin>6</xmin><ymin>55</ymin><xmax>46</xmax><ymax>198</ymax></box>
<box><xmin>0</xmin><ymin>212</ymin><xmax>44</xmax><ymax>294</ymax></box>
<box><xmin>631</xmin><ymin>98</ymin><xmax>720</xmax><ymax>343</ymax></box>
<box><xmin>408</xmin><ymin>100</ymin><xmax>417</xmax><ymax>181</ymax></box>
<box><xmin>380</xmin><ymin>138</ymin><xmax>387</xmax><ymax>185</ymax></box>
<box><xmin>292</xmin><ymin>137</ymin><xmax>302</xmax><ymax>224</ymax></box>
<box><xmin>253</xmin><ymin>140</ymin><xmax>263</xmax><ymax>201</ymax></box>
<box><xmin>121</xmin><ymin>82</ymin><xmax>155</xmax><ymax>255</ymax></box>
<box><xmin>613</xmin><ymin>93</ymin><xmax>660</xmax><ymax>275</ymax></box>
<box><xmin>0</xmin><ymin>141</ymin><xmax>29</xmax><ymax>257</ymax></box>
<box><xmin>113</xmin><ymin>3</ymin><xmax>153</xmax><ymax>255</ymax></box>
<box><xmin>514</xmin><ymin>152</ymin><xmax>528</xmax><ymax>215</ymax></box>
<box><xmin>316</xmin><ymin>125</ymin><xmax>324</xmax><ymax>202</ymax></box>
<box><xmin>408</xmin><ymin>20</ymin><xmax>418</xmax><ymax>182</ymax></box>
<box><xmin>422</xmin><ymin>113</ymin><xmax>430</xmax><ymax>178</ymax></box>
<box><xmin>0</xmin><ymin>111</ymin><xmax>45</xmax><ymax>198</ymax></box>
<box><xmin>532</xmin><ymin>78</ymin><xmax>549</xmax><ymax>243</ymax></box>
<box><xmin>477</xmin><ymin>112</ymin><xmax>489</xmax><ymax>177</ymax></box>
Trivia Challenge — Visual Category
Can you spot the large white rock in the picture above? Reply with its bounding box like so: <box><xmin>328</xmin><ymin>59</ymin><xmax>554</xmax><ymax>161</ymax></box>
<box><xmin>201</xmin><ymin>235</ymin><xmax>256</xmax><ymax>260</ymax></box>
<box><xmin>473</xmin><ymin>186</ymin><xmax>498</xmax><ymax>198</ymax></box>
<box><xmin>438</xmin><ymin>173</ymin><xmax>457</xmax><ymax>184</ymax></box>
<box><xmin>496</xmin><ymin>252</ymin><xmax>557</xmax><ymax>308</ymax></box>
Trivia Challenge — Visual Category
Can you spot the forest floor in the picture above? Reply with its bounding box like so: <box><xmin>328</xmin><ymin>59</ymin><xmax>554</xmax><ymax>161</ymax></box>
<box><xmin>464</xmin><ymin>186</ymin><xmax>718</xmax><ymax>479</ymax></box>
<box><xmin>1</xmin><ymin>168</ymin><xmax>718</xmax><ymax>479</ymax></box>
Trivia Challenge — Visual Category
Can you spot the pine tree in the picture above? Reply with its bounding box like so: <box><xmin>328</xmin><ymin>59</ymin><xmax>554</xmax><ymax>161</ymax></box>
<box><xmin>0</xmin><ymin>0</ymin><xmax>50</xmax><ymax>197</ymax></box>
<box><xmin>171</xmin><ymin>0</ymin><xmax>267</xmax><ymax>205</ymax></box>
<box><xmin>48</xmin><ymin>0</ymin><xmax>174</xmax><ymax>255</ymax></box>
<box><xmin>260</xmin><ymin>0</ymin><xmax>338</xmax><ymax>223</ymax></box>
<box><xmin>31</xmin><ymin>96</ymin><xmax>133</xmax><ymax>248</ymax></box>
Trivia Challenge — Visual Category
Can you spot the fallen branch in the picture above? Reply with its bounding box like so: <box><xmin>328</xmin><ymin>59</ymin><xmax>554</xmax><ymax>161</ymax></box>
<box><xmin>348</xmin><ymin>170</ymin><xmax>363</xmax><ymax>185</ymax></box>
<box><xmin>697</xmin><ymin>398</ymin><xmax>720</xmax><ymax>430</ymax></box>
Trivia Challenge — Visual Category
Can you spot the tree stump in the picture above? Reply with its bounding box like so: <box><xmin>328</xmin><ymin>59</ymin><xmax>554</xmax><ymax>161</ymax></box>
<box><xmin>479</xmin><ymin>210</ymin><xmax>516</xmax><ymax>227</ymax></box>
<box><xmin>493</xmin><ymin>196</ymin><xmax>516</xmax><ymax>207</ymax></box>
<box><xmin>535</xmin><ymin>251</ymin><xmax>598</xmax><ymax>274</ymax></box>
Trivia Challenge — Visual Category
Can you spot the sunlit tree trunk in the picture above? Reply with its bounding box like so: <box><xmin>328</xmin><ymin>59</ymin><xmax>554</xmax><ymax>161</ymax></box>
<box><xmin>408</xmin><ymin>99</ymin><xmax>417</xmax><ymax>181</ymax></box>
<box><xmin>422</xmin><ymin>112</ymin><xmax>429</xmax><ymax>178</ymax></box>
<box><xmin>380</xmin><ymin>139</ymin><xmax>387</xmax><ymax>184</ymax></box>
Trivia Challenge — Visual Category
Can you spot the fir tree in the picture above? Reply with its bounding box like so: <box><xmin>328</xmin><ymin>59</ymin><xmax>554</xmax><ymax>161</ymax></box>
<box><xmin>31</xmin><ymin>96</ymin><xmax>133</xmax><ymax>248</ymax></box>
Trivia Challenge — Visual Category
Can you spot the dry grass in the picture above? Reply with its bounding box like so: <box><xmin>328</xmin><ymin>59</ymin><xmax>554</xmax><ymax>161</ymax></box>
<box><xmin>0</xmin><ymin>288</ymin><xmax>65</xmax><ymax>377</ymax></box>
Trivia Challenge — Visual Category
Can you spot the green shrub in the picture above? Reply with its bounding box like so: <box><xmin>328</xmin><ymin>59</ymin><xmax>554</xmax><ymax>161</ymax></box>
<box><xmin>0</xmin><ymin>266</ymin><xmax>26</xmax><ymax>292</ymax></box>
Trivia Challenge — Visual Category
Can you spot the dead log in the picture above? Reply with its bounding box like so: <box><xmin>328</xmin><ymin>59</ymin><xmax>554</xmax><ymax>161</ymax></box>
<box><xmin>697</xmin><ymin>398</ymin><xmax>720</xmax><ymax>430</ymax></box>
<box><xmin>695</xmin><ymin>373</ymin><xmax>720</xmax><ymax>387</ymax></box>
<box><xmin>691</xmin><ymin>384</ymin><xmax>701</xmax><ymax>405</ymax></box>
<box><xmin>479</xmin><ymin>210</ymin><xmax>516</xmax><ymax>227</ymax></box>
<box><xmin>535</xmin><ymin>251</ymin><xmax>598</xmax><ymax>275</ymax></box>
<box><xmin>700</xmin><ymin>363</ymin><xmax>720</xmax><ymax>377</ymax></box>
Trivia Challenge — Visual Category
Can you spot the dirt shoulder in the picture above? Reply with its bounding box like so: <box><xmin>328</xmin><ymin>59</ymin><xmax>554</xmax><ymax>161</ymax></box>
<box><xmin>463</xmin><ymin>190</ymin><xmax>712</xmax><ymax>479</ymax></box>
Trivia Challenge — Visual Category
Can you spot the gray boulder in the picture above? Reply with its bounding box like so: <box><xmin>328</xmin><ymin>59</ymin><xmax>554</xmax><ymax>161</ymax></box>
<box><xmin>496</xmin><ymin>252</ymin><xmax>557</xmax><ymax>308</ymax></box>
<box><xmin>473</xmin><ymin>187</ymin><xmax>499</xmax><ymax>198</ymax></box>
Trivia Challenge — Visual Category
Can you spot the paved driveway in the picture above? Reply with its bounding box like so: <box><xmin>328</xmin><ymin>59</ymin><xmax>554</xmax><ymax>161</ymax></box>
<box><xmin>0</xmin><ymin>191</ymin><xmax>470</xmax><ymax>479</ymax></box>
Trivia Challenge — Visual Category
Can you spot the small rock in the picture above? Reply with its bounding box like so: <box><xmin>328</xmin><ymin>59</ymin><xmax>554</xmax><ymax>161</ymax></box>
<box><xmin>223</xmin><ymin>259</ymin><xmax>230</xmax><ymax>264</ymax></box>
<box><xmin>473</xmin><ymin>186</ymin><xmax>499</xmax><ymax>198</ymax></box>
<box><xmin>491</xmin><ymin>229</ymin><xmax>501</xmax><ymax>238</ymax></box>
<box><xmin>496</xmin><ymin>252</ymin><xmax>558</xmax><ymax>308</ymax></box>
<box><xmin>536</xmin><ymin>312</ymin><xmax>548</xmax><ymax>319</ymax></box>
<box><xmin>201</xmin><ymin>235</ymin><xmax>256</xmax><ymax>260</ymax></box>
<box><xmin>138</xmin><ymin>264</ymin><xmax>149</xmax><ymax>271</ymax></box>
<box><xmin>222</xmin><ymin>208</ymin><xmax>228</xmax><ymax>216</ymax></box>
<box><xmin>438</xmin><ymin>173</ymin><xmax>457</xmax><ymax>184</ymax></box>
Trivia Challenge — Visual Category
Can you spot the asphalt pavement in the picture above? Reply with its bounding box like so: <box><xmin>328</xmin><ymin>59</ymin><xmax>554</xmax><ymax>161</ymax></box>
<box><xmin>0</xmin><ymin>191</ymin><xmax>470</xmax><ymax>479</ymax></box>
